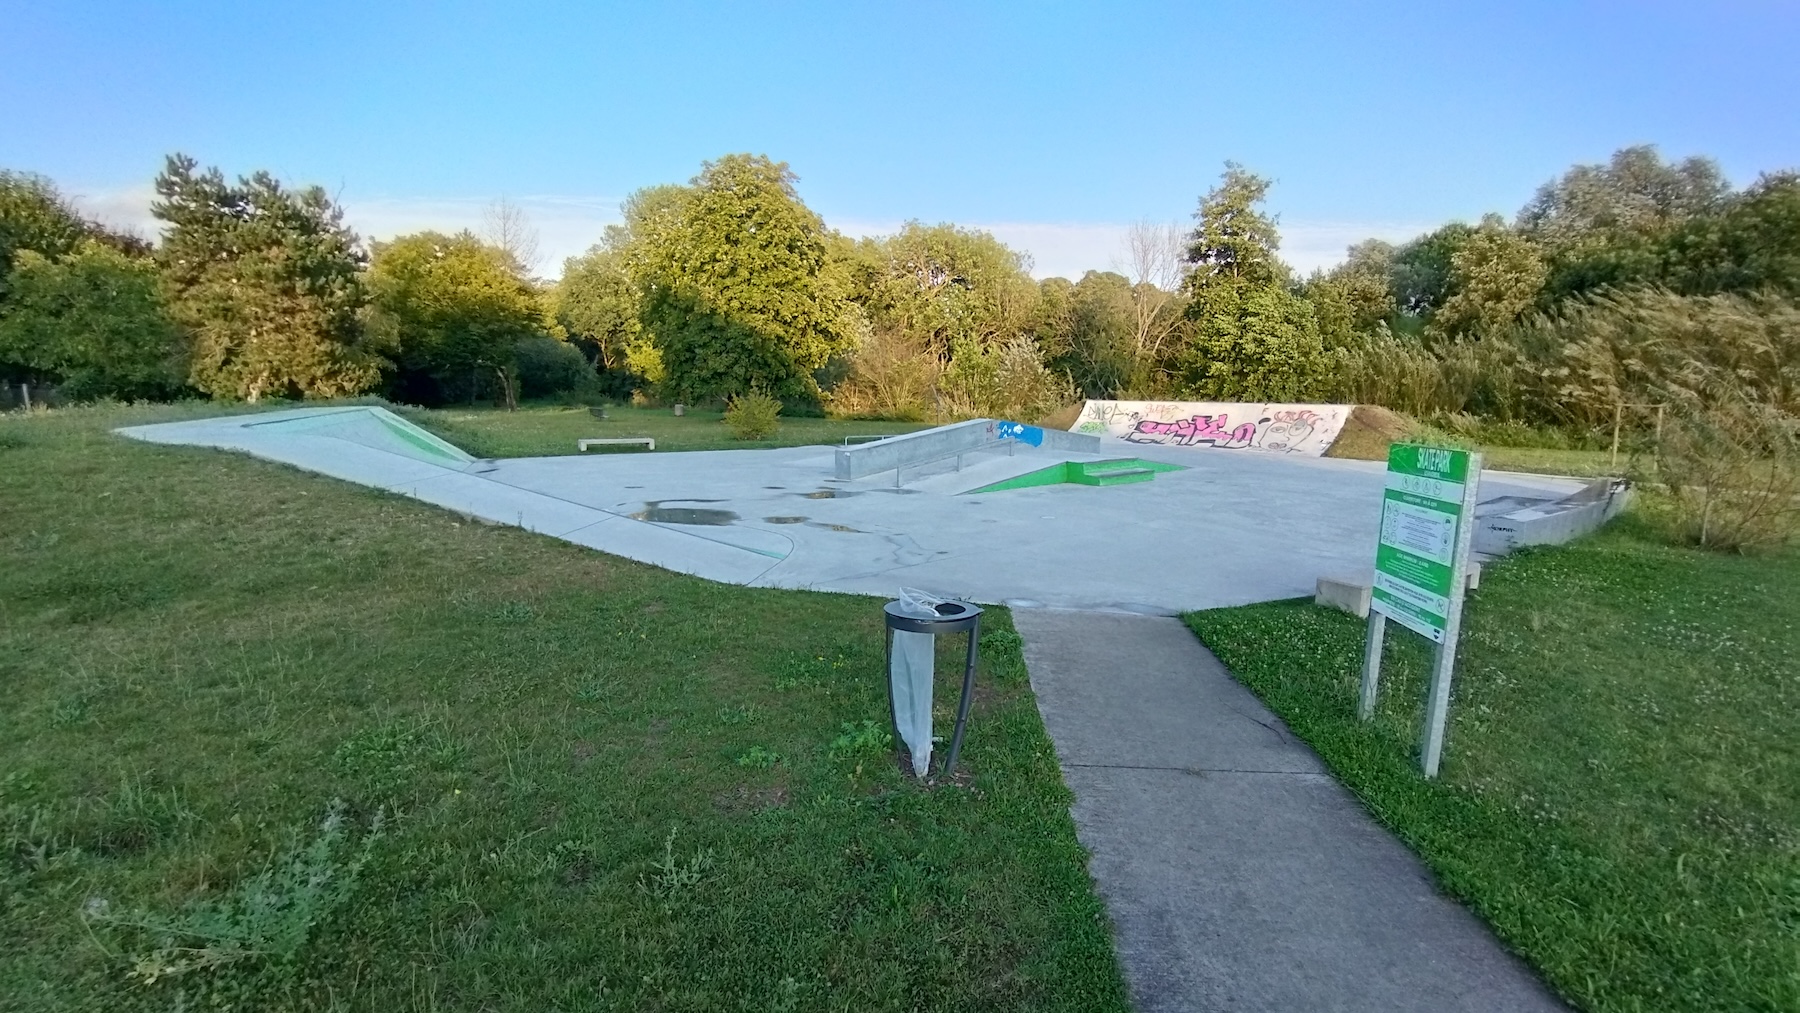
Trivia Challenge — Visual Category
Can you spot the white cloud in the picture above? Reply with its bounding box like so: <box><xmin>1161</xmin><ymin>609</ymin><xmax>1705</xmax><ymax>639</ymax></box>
<box><xmin>66</xmin><ymin>186</ymin><xmax>1434</xmax><ymax>282</ymax></box>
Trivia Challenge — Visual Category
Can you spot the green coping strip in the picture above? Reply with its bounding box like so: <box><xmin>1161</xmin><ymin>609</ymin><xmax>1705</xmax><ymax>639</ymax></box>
<box><xmin>967</xmin><ymin>458</ymin><xmax>1185</xmax><ymax>494</ymax></box>
<box><xmin>375</xmin><ymin>412</ymin><xmax>472</xmax><ymax>463</ymax></box>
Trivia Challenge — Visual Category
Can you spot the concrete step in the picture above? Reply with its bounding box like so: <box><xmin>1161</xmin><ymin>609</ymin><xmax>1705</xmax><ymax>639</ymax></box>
<box><xmin>1073</xmin><ymin>467</ymin><xmax>1156</xmax><ymax>486</ymax></box>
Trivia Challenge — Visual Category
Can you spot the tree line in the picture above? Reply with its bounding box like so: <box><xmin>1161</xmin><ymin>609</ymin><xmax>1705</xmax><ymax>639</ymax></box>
<box><xmin>3</xmin><ymin>146</ymin><xmax>1797</xmax><ymax>435</ymax></box>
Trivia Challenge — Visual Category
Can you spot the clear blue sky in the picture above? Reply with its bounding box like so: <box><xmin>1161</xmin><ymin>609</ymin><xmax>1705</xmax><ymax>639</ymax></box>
<box><xmin>6</xmin><ymin>1</ymin><xmax>1799</xmax><ymax>277</ymax></box>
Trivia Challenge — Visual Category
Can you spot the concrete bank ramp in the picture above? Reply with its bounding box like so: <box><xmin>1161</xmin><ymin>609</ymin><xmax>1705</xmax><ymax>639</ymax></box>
<box><xmin>115</xmin><ymin>407</ymin><xmax>785</xmax><ymax>584</ymax></box>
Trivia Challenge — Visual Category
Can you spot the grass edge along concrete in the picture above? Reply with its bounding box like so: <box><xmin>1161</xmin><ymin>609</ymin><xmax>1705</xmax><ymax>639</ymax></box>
<box><xmin>1183</xmin><ymin>518</ymin><xmax>1800</xmax><ymax>1013</ymax></box>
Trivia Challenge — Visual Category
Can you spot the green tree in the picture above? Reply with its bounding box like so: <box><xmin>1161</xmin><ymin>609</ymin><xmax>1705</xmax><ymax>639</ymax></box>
<box><xmin>1663</xmin><ymin>172</ymin><xmax>1800</xmax><ymax>297</ymax></box>
<box><xmin>1178</xmin><ymin>163</ymin><xmax>1323</xmax><ymax>399</ymax></box>
<box><xmin>0</xmin><ymin>242</ymin><xmax>186</xmax><ymax>398</ymax></box>
<box><xmin>1429</xmin><ymin>214</ymin><xmax>1548</xmax><ymax>341</ymax></box>
<box><xmin>552</xmin><ymin>247</ymin><xmax>640</xmax><ymax>396</ymax></box>
<box><xmin>1517</xmin><ymin>145</ymin><xmax>1730</xmax><ymax>250</ymax></box>
<box><xmin>1058</xmin><ymin>270</ymin><xmax>1138</xmax><ymax>398</ymax></box>
<box><xmin>1389</xmin><ymin>223</ymin><xmax>1474</xmax><ymax>323</ymax></box>
<box><xmin>1184</xmin><ymin>283</ymin><xmax>1324</xmax><ymax>401</ymax></box>
<box><xmin>366</xmin><ymin>231</ymin><xmax>547</xmax><ymax>408</ymax></box>
<box><xmin>1306</xmin><ymin>239</ymin><xmax>1397</xmax><ymax>349</ymax></box>
<box><xmin>626</xmin><ymin>155</ymin><xmax>856</xmax><ymax>403</ymax></box>
<box><xmin>846</xmin><ymin>222</ymin><xmax>1040</xmax><ymax>359</ymax></box>
<box><xmin>154</xmin><ymin>154</ymin><xmax>379</xmax><ymax>401</ymax></box>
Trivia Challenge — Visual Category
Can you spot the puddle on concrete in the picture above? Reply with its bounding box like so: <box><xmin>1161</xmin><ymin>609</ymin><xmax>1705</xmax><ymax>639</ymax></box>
<box><xmin>871</xmin><ymin>487</ymin><xmax>922</xmax><ymax>494</ymax></box>
<box><xmin>762</xmin><ymin>515</ymin><xmax>863</xmax><ymax>533</ymax></box>
<box><xmin>763</xmin><ymin>485</ymin><xmax>786</xmax><ymax>490</ymax></box>
<box><xmin>802</xmin><ymin>489</ymin><xmax>861</xmax><ymax>499</ymax></box>
<box><xmin>631</xmin><ymin>499</ymin><xmax>738</xmax><ymax>525</ymax></box>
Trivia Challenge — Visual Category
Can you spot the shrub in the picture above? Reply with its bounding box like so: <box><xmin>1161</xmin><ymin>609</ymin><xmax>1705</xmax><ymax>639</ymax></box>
<box><xmin>1652</xmin><ymin>398</ymin><xmax>1800</xmax><ymax>552</ymax></box>
<box><xmin>724</xmin><ymin>389</ymin><xmax>782</xmax><ymax>440</ymax></box>
<box><xmin>939</xmin><ymin>335</ymin><xmax>1076</xmax><ymax>422</ymax></box>
<box><xmin>513</xmin><ymin>337</ymin><xmax>599</xmax><ymax>399</ymax></box>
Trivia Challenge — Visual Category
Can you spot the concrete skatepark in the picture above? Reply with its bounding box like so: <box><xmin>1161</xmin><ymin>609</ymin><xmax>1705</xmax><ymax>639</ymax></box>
<box><xmin>117</xmin><ymin>405</ymin><xmax>1597</xmax><ymax>614</ymax></box>
<box><xmin>118</xmin><ymin>405</ymin><xmax>1587</xmax><ymax>1010</ymax></box>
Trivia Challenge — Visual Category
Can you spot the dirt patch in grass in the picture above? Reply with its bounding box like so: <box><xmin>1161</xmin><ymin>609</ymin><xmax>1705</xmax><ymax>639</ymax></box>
<box><xmin>1324</xmin><ymin>404</ymin><xmax>1413</xmax><ymax>460</ymax></box>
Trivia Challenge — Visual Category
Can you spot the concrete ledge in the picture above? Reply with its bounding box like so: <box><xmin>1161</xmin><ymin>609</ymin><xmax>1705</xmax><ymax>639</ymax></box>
<box><xmin>1315</xmin><ymin>576</ymin><xmax>1372</xmax><ymax>617</ymax></box>
<box><xmin>1475</xmin><ymin>479</ymin><xmax>1631</xmax><ymax>555</ymax></box>
<box><xmin>578</xmin><ymin>437</ymin><xmax>655</xmax><ymax>451</ymax></box>
<box><xmin>833</xmin><ymin>419</ymin><xmax>1101</xmax><ymax>480</ymax></box>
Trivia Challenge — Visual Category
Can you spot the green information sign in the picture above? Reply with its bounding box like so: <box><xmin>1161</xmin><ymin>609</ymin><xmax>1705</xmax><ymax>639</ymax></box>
<box><xmin>1359</xmin><ymin>442</ymin><xmax>1483</xmax><ymax>779</ymax></box>
<box><xmin>1370</xmin><ymin>444</ymin><xmax>1474</xmax><ymax>643</ymax></box>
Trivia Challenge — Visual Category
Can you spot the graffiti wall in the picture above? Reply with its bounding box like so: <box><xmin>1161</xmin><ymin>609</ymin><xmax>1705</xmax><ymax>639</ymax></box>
<box><xmin>1071</xmin><ymin>400</ymin><xmax>1351</xmax><ymax>456</ymax></box>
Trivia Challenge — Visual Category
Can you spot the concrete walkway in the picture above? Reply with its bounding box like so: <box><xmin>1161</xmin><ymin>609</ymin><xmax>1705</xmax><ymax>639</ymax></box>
<box><xmin>1012</xmin><ymin>609</ymin><xmax>1568</xmax><ymax>1013</ymax></box>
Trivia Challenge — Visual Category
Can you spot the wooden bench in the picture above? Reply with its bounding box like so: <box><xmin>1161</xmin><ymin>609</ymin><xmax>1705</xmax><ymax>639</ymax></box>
<box><xmin>578</xmin><ymin>437</ymin><xmax>655</xmax><ymax>452</ymax></box>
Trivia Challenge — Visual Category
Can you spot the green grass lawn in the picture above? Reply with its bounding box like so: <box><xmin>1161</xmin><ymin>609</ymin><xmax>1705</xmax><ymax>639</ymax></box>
<box><xmin>0</xmin><ymin>404</ymin><xmax>1128</xmax><ymax>1012</ymax></box>
<box><xmin>399</xmin><ymin>402</ymin><xmax>932</xmax><ymax>458</ymax></box>
<box><xmin>1184</xmin><ymin>518</ymin><xmax>1799</xmax><ymax>1013</ymax></box>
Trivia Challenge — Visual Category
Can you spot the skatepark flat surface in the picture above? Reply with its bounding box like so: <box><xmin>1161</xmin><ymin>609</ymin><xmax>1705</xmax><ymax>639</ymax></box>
<box><xmin>118</xmin><ymin>408</ymin><xmax>1585</xmax><ymax>613</ymax></box>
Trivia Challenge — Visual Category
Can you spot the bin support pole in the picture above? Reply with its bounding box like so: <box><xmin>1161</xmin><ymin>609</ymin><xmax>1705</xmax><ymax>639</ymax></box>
<box><xmin>941</xmin><ymin>618</ymin><xmax>981</xmax><ymax>776</ymax></box>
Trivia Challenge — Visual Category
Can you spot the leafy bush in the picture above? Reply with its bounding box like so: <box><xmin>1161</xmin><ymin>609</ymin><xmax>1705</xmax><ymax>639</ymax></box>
<box><xmin>724</xmin><ymin>389</ymin><xmax>782</xmax><ymax>440</ymax></box>
<box><xmin>513</xmin><ymin>336</ymin><xmax>598</xmax><ymax>399</ymax></box>
<box><xmin>939</xmin><ymin>335</ymin><xmax>1076</xmax><ymax>421</ymax></box>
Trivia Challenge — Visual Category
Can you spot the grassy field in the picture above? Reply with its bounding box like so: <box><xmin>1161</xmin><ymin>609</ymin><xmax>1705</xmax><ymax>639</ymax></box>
<box><xmin>399</xmin><ymin>403</ymin><xmax>932</xmax><ymax>458</ymax></box>
<box><xmin>0</xmin><ymin>404</ymin><xmax>1128</xmax><ymax>1012</ymax></box>
<box><xmin>1185</xmin><ymin>518</ymin><xmax>1799</xmax><ymax>1013</ymax></box>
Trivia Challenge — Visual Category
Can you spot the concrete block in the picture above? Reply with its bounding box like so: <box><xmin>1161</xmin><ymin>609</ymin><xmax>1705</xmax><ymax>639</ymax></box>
<box><xmin>1315</xmin><ymin>576</ymin><xmax>1371</xmax><ymax>617</ymax></box>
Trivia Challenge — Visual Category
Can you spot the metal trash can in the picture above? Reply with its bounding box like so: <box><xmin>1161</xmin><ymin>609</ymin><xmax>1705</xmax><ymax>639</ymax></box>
<box><xmin>883</xmin><ymin>597</ymin><xmax>982</xmax><ymax>778</ymax></box>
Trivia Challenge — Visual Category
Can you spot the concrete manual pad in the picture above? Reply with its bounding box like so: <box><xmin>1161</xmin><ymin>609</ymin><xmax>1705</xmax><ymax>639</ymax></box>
<box><xmin>1015</xmin><ymin>609</ymin><xmax>1568</xmax><ymax>1013</ymax></box>
<box><xmin>117</xmin><ymin>410</ymin><xmax>1586</xmax><ymax>613</ymax></box>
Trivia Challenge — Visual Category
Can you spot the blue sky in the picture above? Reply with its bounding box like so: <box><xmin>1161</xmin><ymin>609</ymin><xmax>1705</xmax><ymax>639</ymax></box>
<box><xmin>6</xmin><ymin>1</ymin><xmax>1798</xmax><ymax>278</ymax></box>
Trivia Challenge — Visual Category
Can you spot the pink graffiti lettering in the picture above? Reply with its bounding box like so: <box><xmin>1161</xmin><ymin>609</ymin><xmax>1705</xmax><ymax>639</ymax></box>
<box><xmin>1127</xmin><ymin>414</ymin><xmax>1258</xmax><ymax>448</ymax></box>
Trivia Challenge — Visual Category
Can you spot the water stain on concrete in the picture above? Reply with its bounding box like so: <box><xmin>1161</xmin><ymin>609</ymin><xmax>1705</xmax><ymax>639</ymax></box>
<box><xmin>632</xmin><ymin>500</ymin><xmax>738</xmax><ymax>525</ymax></box>
<box><xmin>764</xmin><ymin>516</ymin><xmax>808</xmax><ymax>524</ymax></box>
<box><xmin>802</xmin><ymin>489</ymin><xmax>860</xmax><ymax>499</ymax></box>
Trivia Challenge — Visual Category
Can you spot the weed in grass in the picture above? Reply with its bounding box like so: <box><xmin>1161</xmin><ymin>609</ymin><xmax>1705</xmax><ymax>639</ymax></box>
<box><xmin>735</xmin><ymin>745</ymin><xmax>780</xmax><ymax>769</ymax></box>
<box><xmin>828</xmin><ymin>720</ymin><xmax>893</xmax><ymax>759</ymax></box>
<box><xmin>86</xmin><ymin>800</ymin><xmax>384</xmax><ymax>986</ymax></box>
<box><xmin>718</xmin><ymin>704</ymin><xmax>759</xmax><ymax>725</ymax></box>
<box><xmin>487</xmin><ymin>600</ymin><xmax>536</xmax><ymax>623</ymax></box>
<box><xmin>332</xmin><ymin>720</ymin><xmax>462</xmax><ymax>800</ymax></box>
<box><xmin>638</xmin><ymin>825</ymin><xmax>715</xmax><ymax>901</ymax></box>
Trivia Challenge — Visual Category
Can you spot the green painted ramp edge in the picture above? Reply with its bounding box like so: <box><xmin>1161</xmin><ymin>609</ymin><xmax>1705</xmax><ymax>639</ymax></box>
<box><xmin>967</xmin><ymin>458</ymin><xmax>1185</xmax><ymax>494</ymax></box>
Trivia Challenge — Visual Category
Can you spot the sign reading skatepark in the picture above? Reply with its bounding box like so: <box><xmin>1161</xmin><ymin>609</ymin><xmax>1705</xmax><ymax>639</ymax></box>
<box><xmin>1072</xmin><ymin>400</ymin><xmax>1350</xmax><ymax>456</ymax></box>
<box><xmin>1359</xmin><ymin>442</ymin><xmax>1483</xmax><ymax>779</ymax></box>
<box><xmin>1370</xmin><ymin>444</ymin><xmax>1474</xmax><ymax>643</ymax></box>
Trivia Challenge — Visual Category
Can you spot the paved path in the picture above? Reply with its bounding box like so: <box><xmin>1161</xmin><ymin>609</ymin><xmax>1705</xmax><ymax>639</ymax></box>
<box><xmin>1012</xmin><ymin>609</ymin><xmax>1568</xmax><ymax>1013</ymax></box>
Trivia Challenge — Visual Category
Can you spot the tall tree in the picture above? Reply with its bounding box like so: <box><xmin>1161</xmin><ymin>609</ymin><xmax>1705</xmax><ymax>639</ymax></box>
<box><xmin>847</xmin><ymin>221</ymin><xmax>1040</xmax><ymax>359</ymax></box>
<box><xmin>154</xmin><ymin>154</ymin><xmax>378</xmax><ymax>401</ymax></box>
<box><xmin>552</xmin><ymin>246</ymin><xmax>641</xmax><ymax>396</ymax></box>
<box><xmin>366</xmin><ymin>230</ymin><xmax>547</xmax><ymax>408</ymax></box>
<box><xmin>626</xmin><ymin>154</ymin><xmax>856</xmax><ymax>403</ymax></box>
<box><xmin>1430</xmin><ymin>214</ymin><xmax>1548</xmax><ymax>341</ymax></box>
<box><xmin>482</xmin><ymin>197</ymin><xmax>541</xmax><ymax>277</ymax></box>
<box><xmin>1517</xmin><ymin>145</ymin><xmax>1730</xmax><ymax>250</ymax></box>
<box><xmin>1389</xmin><ymin>223</ymin><xmax>1474</xmax><ymax>322</ymax></box>
<box><xmin>1178</xmin><ymin>163</ymin><xmax>1323</xmax><ymax>399</ymax></box>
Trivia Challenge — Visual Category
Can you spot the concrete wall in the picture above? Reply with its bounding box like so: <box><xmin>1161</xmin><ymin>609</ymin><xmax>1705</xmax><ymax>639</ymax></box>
<box><xmin>834</xmin><ymin>419</ymin><xmax>1100</xmax><ymax>479</ymax></box>
<box><xmin>1072</xmin><ymin>400</ymin><xmax>1350</xmax><ymax>456</ymax></box>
